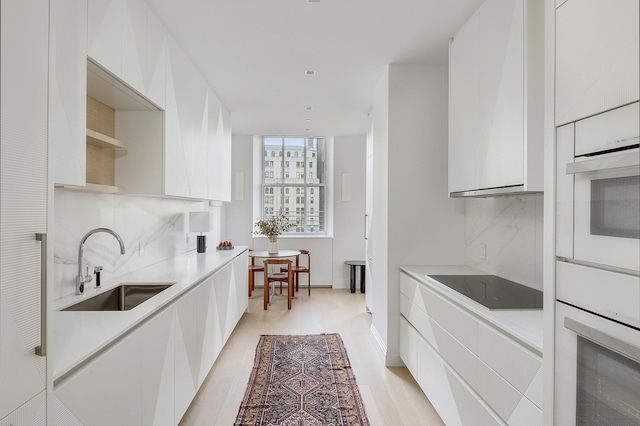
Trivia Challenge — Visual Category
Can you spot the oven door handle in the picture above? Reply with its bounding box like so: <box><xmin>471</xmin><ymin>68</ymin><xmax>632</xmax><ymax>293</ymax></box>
<box><xmin>564</xmin><ymin>317</ymin><xmax>640</xmax><ymax>363</ymax></box>
<box><xmin>566</xmin><ymin>148</ymin><xmax>639</xmax><ymax>174</ymax></box>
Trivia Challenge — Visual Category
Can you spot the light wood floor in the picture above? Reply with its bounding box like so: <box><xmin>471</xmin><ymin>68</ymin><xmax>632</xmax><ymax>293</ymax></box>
<box><xmin>179</xmin><ymin>288</ymin><xmax>445</xmax><ymax>426</ymax></box>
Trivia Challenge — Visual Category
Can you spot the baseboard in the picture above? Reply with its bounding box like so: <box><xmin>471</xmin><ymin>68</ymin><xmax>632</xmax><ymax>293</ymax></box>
<box><xmin>332</xmin><ymin>279</ymin><xmax>349</xmax><ymax>289</ymax></box>
<box><xmin>369</xmin><ymin>324</ymin><xmax>387</xmax><ymax>363</ymax></box>
<box><xmin>385</xmin><ymin>353</ymin><xmax>404</xmax><ymax>367</ymax></box>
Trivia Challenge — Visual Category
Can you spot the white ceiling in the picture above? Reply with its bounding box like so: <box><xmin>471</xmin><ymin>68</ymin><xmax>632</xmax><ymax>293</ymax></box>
<box><xmin>146</xmin><ymin>0</ymin><xmax>484</xmax><ymax>137</ymax></box>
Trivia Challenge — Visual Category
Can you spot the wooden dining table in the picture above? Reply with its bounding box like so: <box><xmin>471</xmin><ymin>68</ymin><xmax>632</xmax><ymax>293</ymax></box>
<box><xmin>249</xmin><ymin>250</ymin><xmax>301</xmax><ymax>308</ymax></box>
<box><xmin>248</xmin><ymin>250</ymin><xmax>301</xmax><ymax>259</ymax></box>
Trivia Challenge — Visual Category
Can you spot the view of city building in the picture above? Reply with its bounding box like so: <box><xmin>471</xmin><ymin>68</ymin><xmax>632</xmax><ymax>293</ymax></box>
<box><xmin>262</xmin><ymin>137</ymin><xmax>326</xmax><ymax>233</ymax></box>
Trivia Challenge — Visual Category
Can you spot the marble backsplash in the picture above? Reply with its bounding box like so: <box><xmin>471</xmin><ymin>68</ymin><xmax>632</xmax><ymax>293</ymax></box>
<box><xmin>464</xmin><ymin>194</ymin><xmax>543</xmax><ymax>291</ymax></box>
<box><xmin>54</xmin><ymin>190</ymin><xmax>223</xmax><ymax>300</ymax></box>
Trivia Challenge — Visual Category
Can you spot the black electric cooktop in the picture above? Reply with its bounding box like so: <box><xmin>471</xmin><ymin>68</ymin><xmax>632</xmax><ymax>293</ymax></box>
<box><xmin>427</xmin><ymin>275</ymin><xmax>543</xmax><ymax>310</ymax></box>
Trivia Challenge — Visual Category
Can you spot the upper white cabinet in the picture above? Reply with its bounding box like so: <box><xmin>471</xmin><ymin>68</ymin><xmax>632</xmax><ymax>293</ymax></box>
<box><xmin>50</xmin><ymin>0</ymin><xmax>87</xmax><ymax>187</ymax></box>
<box><xmin>164</xmin><ymin>37</ymin><xmax>210</xmax><ymax>200</ymax></box>
<box><xmin>448</xmin><ymin>0</ymin><xmax>543</xmax><ymax>196</ymax></box>
<box><xmin>555</xmin><ymin>0</ymin><xmax>639</xmax><ymax>125</ymax></box>
<box><xmin>115</xmin><ymin>35</ymin><xmax>232</xmax><ymax>201</ymax></box>
<box><xmin>88</xmin><ymin>0</ymin><xmax>167</xmax><ymax>109</ymax></box>
<box><xmin>87</xmin><ymin>0</ymin><xmax>122</xmax><ymax>77</ymax></box>
<box><xmin>85</xmin><ymin>0</ymin><xmax>231</xmax><ymax>201</ymax></box>
<box><xmin>208</xmin><ymin>103</ymin><xmax>232</xmax><ymax>202</ymax></box>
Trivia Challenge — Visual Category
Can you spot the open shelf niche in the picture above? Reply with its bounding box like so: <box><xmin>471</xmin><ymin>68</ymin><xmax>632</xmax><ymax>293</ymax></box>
<box><xmin>57</xmin><ymin>58</ymin><xmax>160</xmax><ymax>194</ymax></box>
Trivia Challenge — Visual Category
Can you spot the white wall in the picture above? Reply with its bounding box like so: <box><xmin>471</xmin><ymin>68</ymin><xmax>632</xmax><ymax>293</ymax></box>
<box><xmin>370</xmin><ymin>66</ymin><xmax>390</xmax><ymax>357</ymax></box>
<box><xmin>53</xmin><ymin>191</ymin><xmax>221</xmax><ymax>300</ymax></box>
<box><xmin>369</xmin><ymin>64</ymin><xmax>467</xmax><ymax>365</ymax></box>
<box><xmin>333</xmin><ymin>135</ymin><xmax>366</xmax><ymax>288</ymax></box>
<box><xmin>464</xmin><ymin>194</ymin><xmax>543</xmax><ymax>290</ymax></box>
<box><xmin>226</xmin><ymin>134</ymin><xmax>366</xmax><ymax>289</ymax></box>
<box><xmin>224</xmin><ymin>134</ymin><xmax>254</xmax><ymax>246</ymax></box>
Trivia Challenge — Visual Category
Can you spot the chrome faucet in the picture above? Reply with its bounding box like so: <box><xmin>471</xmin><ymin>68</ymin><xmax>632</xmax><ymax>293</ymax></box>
<box><xmin>76</xmin><ymin>228</ymin><xmax>126</xmax><ymax>295</ymax></box>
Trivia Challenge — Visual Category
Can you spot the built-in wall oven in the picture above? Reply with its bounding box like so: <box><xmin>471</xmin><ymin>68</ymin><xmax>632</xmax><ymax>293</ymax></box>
<box><xmin>555</xmin><ymin>102</ymin><xmax>640</xmax><ymax>425</ymax></box>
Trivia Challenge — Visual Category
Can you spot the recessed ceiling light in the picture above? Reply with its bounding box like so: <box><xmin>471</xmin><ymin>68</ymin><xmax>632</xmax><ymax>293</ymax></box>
<box><xmin>305</xmin><ymin>70</ymin><xmax>316</xmax><ymax>76</ymax></box>
<box><xmin>305</xmin><ymin>119</ymin><xmax>312</xmax><ymax>122</ymax></box>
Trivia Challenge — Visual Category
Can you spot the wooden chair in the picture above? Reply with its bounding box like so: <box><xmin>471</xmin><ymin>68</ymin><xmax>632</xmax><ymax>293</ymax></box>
<box><xmin>291</xmin><ymin>250</ymin><xmax>311</xmax><ymax>296</ymax></box>
<box><xmin>263</xmin><ymin>259</ymin><xmax>293</xmax><ymax>310</ymax></box>
<box><xmin>247</xmin><ymin>249</ymin><xmax>264</xmax><ymax>297</ymax></box>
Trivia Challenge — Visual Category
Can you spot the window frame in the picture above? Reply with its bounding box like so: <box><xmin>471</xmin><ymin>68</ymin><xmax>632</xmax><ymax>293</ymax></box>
<box><xmin>260</xmin><ymin>136</ymin><xmax>327</xmax><ymax>235</ymax></box>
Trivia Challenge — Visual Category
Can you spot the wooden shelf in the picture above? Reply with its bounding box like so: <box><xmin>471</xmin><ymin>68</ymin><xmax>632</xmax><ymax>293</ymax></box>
<box><xmin>55</xmin><ymin>183</ymin><xmax>125</xmax><ymax>194</ymax></box>
<box><xmin>86</xmin><ymin>129</ymin><xmax>126</xmax><ymax>150</ymax></box>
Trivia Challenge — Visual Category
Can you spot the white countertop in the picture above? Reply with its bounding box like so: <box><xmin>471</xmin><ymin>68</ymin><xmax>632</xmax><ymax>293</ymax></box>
<box><xmin>400</xmin><ymin>265</ymin><xmax>543</xmax><ymax>355</ymax></box>
<box><xmin>52</xmin><ymin>246</ymin><xmax>248</xmax><ymax>381</ymax></box>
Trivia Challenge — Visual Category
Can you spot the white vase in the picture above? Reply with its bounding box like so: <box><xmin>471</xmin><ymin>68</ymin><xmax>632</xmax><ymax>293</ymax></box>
<box><xmin>268</xmin><ymin>236</ymin><xmax>278</xmax><ymax>254</ymax></box>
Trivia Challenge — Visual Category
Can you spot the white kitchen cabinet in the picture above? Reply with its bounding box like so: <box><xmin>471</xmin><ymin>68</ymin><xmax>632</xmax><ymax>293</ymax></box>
<box><xmin>555</xmin><ymin>0</ymin><xmax>639</xmax><ymax>125</ymax></box>
<box><xmin>196</xmin><ymin>253</ymin><xmax>248</xmax><ymax>387</ymax></box>
<box><xmin>205</xmin><ymin>92</ymin><xmax>233</xmax><ymax>202</ymax></box>
<box><xmin>555</xmin><ymin>124</ymin><xmax>574</xmax><ymax>259</ymax></box>
<box><xmin>55</xmin><ymin>329</ymin><xmax>144</xmax><ymax>425</ymax></box>
<box><xmin>121</xmin><ymin>0</ymin><xmax>147</xmax><ymax>96</ymax></box>
<box><xmin>88</xmin><ymin>0</ymin><xmax>167</xmax><ymax>107</ymax></box>
<box><xmin>197</xmin><ymin>275</ymin><xmax>223</xmax><ymax>387</ymax></box>
<box><xmin>114</xmin><ymin>95</ymin><xmax>232</xmax><ymax>201</ymax></box>
<box><xmin>1</xmin><ymin>0</ymin><xmax>49</xmax><ymax>423</ymax></box>
<box><xmin>401</xmin><ymin>317</ymin><xmax>502</xmax><ymax>426</ymax></box>
<box><xmin>88</xmin><ymin>0</ymin><xmax>122</xmax><ymax>76</ymax></box>
<box><xmin>140</xmin><ymin>307</ymin><xmax>175</xmax><ymax>426</ymax></box>
<box><xmin>448</xmin><ymin>11</ymin><xmax>480</xmax><ymax>195</ymax></box>
<box><xmin>229</xmin><ymin>251</ymin><xmax>249</xmax><ymax>336</ymax></box>
<box><xmin>399</xmin><ymin>272</ymin><xmax>542</xmax><ymax>425</ymax></box>
<box><xmin>165</xmin><ymin>37</ymin><xmax>210</xmax><ymax>200</ymax></box>
<box><xmin>55</xmin><ymin>306</ymin><xmax>176</xmax><ymax>426</ymax></box>
<box><xmin>145</xmin><ymin>7</ymin><xmax>167</xmax><ymax>109</ymax></box>
<box><xmin>54</xmin><ymin>253</ymin><xmax>248</xmax><ymax>425</ymax></box>
<box><xmin>174</xmin><ymin>288</ymin><xmax>199</xmax><ymax>423</ymax></box>
<box><xmin>448</xmin><ymin>0</ymin><xmax>543</xmax><ymax>196</ymax></box>
<box><xmin>50</xmin><ymin>0</ymin><xmax>88</xmax><ymax>187</ymax></box>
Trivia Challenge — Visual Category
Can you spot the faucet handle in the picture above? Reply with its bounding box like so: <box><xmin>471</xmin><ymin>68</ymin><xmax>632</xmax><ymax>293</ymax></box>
<box><xmin>94</xmin><ymin>266</ymin><xmax>103</xmax><ymax>288</ymax></box>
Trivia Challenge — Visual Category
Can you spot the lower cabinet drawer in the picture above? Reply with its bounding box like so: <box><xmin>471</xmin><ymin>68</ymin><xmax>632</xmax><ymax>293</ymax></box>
<box><xmin>415</xmin><ymin>327</ymin><xmax>504</xmax><ymax>426</ymax></box>
<box><xmin>477</xmin><ymin>322</ymin><xmax>543</xmax><ymax>400</ymax></box>
<box><xmin>476</xmin><ymin>359</ymin><xmax>525</xmax><ymax>422</ymax></box>
<box><xmin>399</xmin><ymin>316</ymin><xmax>419</xmax><ymax>377</ymax></box>
<box><xmin>401</xmin><ymin>273</ymin><xmax>478</xmax><ymax>353</ymax></box>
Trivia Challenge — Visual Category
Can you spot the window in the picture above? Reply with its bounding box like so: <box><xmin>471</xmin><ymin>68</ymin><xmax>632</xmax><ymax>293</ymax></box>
<box><xmin>262</xmin><ymin>136</ymin><xmax>327</xmax><ymax>234</ymax></box>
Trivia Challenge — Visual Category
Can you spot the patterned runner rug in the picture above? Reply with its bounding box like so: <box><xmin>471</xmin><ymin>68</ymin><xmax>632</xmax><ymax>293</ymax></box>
<box><xmin>234</xmin><ymin>333</ymin><xmax>370</xmax><ymax>426</ymax></box>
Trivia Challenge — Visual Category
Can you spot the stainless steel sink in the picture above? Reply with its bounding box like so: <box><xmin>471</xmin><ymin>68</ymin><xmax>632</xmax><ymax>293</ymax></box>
<box><xmin>62</xmin><ymin>282</ymin><xmax>175</xmax><ymax>311</ymax></box>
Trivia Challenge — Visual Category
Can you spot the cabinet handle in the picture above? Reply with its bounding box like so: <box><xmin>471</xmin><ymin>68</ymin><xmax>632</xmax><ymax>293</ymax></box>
<box><xmin>566</xmin><ymin>146</ymin><xmax>639</xmax><ymax>174</ymax></box>
<box><xmin>364</xmin><ymin>214</ymin><xmax>368</xmax><ymax>240</ymax></box>
<box><xmin>564</xmin><ymin>317</ymin><xmax>640</xmax><ymax>363</ymax></box>
<box><xmin>35</xmin><ymin>233</ymin><xmax>47</xmax><ymax>357</ymax></box>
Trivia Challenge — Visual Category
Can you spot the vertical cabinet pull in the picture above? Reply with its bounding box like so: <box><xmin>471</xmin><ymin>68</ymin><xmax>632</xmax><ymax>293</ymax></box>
<box><xmin>364</xmin><ymin>214</ymin><xmax>369</xmax><ymax>240</ymax></box>
<box><xmin>35</xmin><ymin>233</ymin><xmax>47</xmax><ymax>357</ymax></box>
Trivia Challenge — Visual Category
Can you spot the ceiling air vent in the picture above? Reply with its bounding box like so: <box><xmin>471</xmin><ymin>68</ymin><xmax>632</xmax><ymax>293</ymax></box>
<box><xmin>308</xmin><ymin>0</ymin><xmax>320</xmax><ymax>3</ymax></box>
<box><xmin>305</xmin><ymin>70</ymin><xmax>316</xmax><ymax>76</ymax></box>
